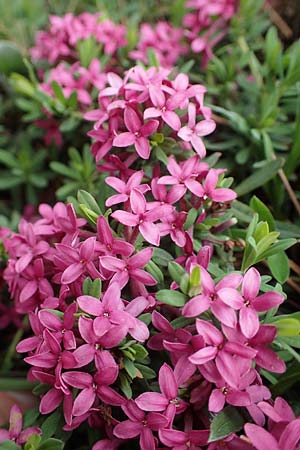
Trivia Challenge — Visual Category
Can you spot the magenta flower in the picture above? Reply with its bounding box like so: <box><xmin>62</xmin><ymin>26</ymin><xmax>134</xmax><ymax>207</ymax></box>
<box><xmin>113</xmin><ymin>107</ymin><xmax>159</xmax><ymax>159</ymax></box>
<box><xmin>135</xmin><ymin>363</ymin><xmax>187</xmax><ymax>424</ymax></box>
<box><xmin>39</xmin><ymin>302</ymin><xmax>77</xmax><ymax>350</ymax></box>
<box><xmin>223</xmin><ymin>324</ymin><xmax>286</xmax><ymax>374</ymax></box>
<box><xmin>0</xmin><ymin>405</ymin><xmax>41</xmax><ymax>446</ymax></box>
<box><xmin>159</xmin><ymin>428</ymin><xmax>209</xmax><ymax>450</ymax></box>
<box><xmin>62</xmin><ymin>362</ymin><xmax>119</xmax><ymax>416</ymax></box>
<box><xmin>96</xmin><ymin>216</ymin><xmax>134</xmax><ymax>257</ymax></box>
<box><xmin>77</xmin><ymin>282</ymin><xmax>136</xmax><ymax>338</ymax></box>
<box><xmin>100</xmin><ymin>247</ymin><xmax>157</xmax><ymax>289</ymax></box>
<box><xmin>245</xmin><ymin>419</ymin><xmax>300</xmax><ymax>450</ymax></box>
<box><xmin>55</xmin><ymin>237</ymin><xmax>102</xmax><ymax>285</ymax></box>
<box><xmin>158</xmin><ymin>211</ymin><xmax>188</xmax><ymax>247</ymax></box>
<box><xmin>158</xmin><ymin>156</ymin><xmax>208</xmax><ymax>198</ymax></box>
<box><xmin>144</xmin><ymin>85</ymin><xmax>182</xmax><ymax>131</ymax></box>
<box><xmin>218</xmin><ymin>267</ymin><xmax>284</xmax><ymax>338</ymax></box>
<box><xmin>182</xmin><ymin>267</ymin><xmax>242</xmax><ymax>328</ymax></box>
<box><xmin>189</xmin><ymin>319</ymin><xmax>256</xmax><ymax>388</ymax></box>
<box><xmin>178</xmin><ymin>103</ymin><xmax>216</xmax><ymax>157</ymax></box>
<box><xmin>149</xmin><ymin>178</ymin><xmax>186</xmax><ymax>207</ymax></box>
<box><xmin>111</xmin><ymin>188</ymin><xmax>173</xmax><ymax>246</ymax></box>
<box><xmin>105</xmin><ymin>170</ymin><xmax>149</xmax><ymax>207</ymax></box>
<box><xmin>74</xmin><ymin>316</ymin><xmax>128</xmax><ymax>369</ymax></box>
<box><xmin>199</xmin><ymin>169</ymin><xmax>237</xmax><ymax>202</ymax></box>
<box><xmin>113</xmin><ymin>400</ymin><xmax>168</xmax><ymax>450</ymax></box>
<box><xmin>148</xmin><ymin>311</ymin><xmax>192</xmax><ymax>351</ymax></box>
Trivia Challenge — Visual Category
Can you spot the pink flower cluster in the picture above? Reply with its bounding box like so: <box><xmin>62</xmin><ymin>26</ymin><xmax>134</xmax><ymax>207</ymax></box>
<box><xmin>40</xmin><ymin>59</ymin><xmax>106</xmax><ymax>107</ymax></box>
<box><xmin>0</xmin><ymin>405</ymin><xmax>41</xmax><ymax>446</ymax></box>
<box><xmin>2</xmin><ymin>63</ymin><xmax>299</xmax><ymax>450</ymax></box>
<box><xmin>129</xmin><ymin>22</ymin><xmax>188</xmax><ymax>68</ymax></box>
<box><xmin>31</xmin><ymin>13</ymin><xmax>127</xmax><ymax>64</ymax></box>
<box><xmin>86</xmin><ymin>66</ymin><xmax>216</xmax><ymax>162</ymax></box>
<box><xmin>183</xmin><ymin>0</ymin><xmax>237</xmax><ymax>67</ymax></box>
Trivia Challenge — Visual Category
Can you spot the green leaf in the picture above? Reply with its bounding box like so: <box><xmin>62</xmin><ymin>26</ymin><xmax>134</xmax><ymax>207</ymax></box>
<box><xmin>0</xmin><ymin>175</ymin><xmax>22</xmax><ymax>189</ymax></box>
<box><xmin>168</xmin><ymin>261</ymin><xmax>186</xmax><ymax>285</ymax></box>
<box><xmin>184</xmin><ymin>208</ymin><xmax>198</xmax><ymax>230</ymax></box>
<box><xmin>152</xmin><ymin>248</ymin><xmax>173</xmax><ymax>266</ymax></box>
<box><xmin>235</xmin><ymin>158</ymin><xmax>284</xmax><ymax>196</ymax></box>
<box><xmin>135</xmin><ymin>363</ymin><xmax>156</xmax><ymax>380</ymax></box>
<box><xmin>268</xmin><ymin>251</ymin><xmax>290</xmax><ymax>284</ymax></box>
<box><xmin>131</xmin><ymin>343</ymin><xmax>148</xmax><ymax>361</ymax></box>
<box><xmin>41</xmin><ymin>411</ymin><xmax>61</xmax><ymax>441</ymax></box>
<box><xmin>258</xmin><ymin>238</ymin><xmax>296</xmax><ymax>260</ymax></box>
<box><xmin>0</xmin><ymin>442</ymin><xmax>20</xmax><ymax>450</ymax></box>
<box><xmin>119</xmin><ymin>373</ymin><xmax>132</xmax><ymax>398</ymax></box>
<box><xmin>274</xmin><ymin>318</ymin><xmax>300</xmax><ymax>337</ymax></box>
<box><xmin>0</xmin><ymin>378</ymin><xmax>37</xmax><ymax>390</ymax></box>
<box><xmin>89</xmin><ymin>278</ymin><xmax>102</xmax><ymax>298</ymax></box>
<box><xmin>156</xmin><ymin>289</ymin><xmax>187</xmax><ymax>307</ymax></box>
<box><xmin>250</xmin><ymin>196</ymin><xmax>275</xmax><ymax>231</ymax></box>
<box><xmin>146</xmin><ymin>260</ymin><xmax>164</xmax><ymax>283</ymax></box>
<box><xmin>51</xmin><ymin>81</ymin><xmax>66</xmax><ymax>104</ymax></box>
<box><xmin>208</xmin><ymin>406</ymin><xmax>245</xmax><ymax>443</ymax></box>
<box><xmin>0</xmin><ymin>40</ymin><xmax>26</xmax><ymax>75</ymax></box>
<box><xmin>0</xmin><ymin>149</ymin><xmax>18</xmax><ymax>168</ymax></box>
<box><xmin>37</xmin><ymin>438</ymin><xmax>64</xmax><ymax>450</ymax></box>
<box><xmin>50</xmin><ymin>162</ymin><xmax>81</xmax><ymax>180</ymax></box>
<box><xmin>77</xmin><ymin>190</ymin><xmax>101</xmax><ymax>214</ymax></box>
<box><xmin>123</xmin><ymin>358</ymin><xmax>137</xmax><ymax>379</ymax></box>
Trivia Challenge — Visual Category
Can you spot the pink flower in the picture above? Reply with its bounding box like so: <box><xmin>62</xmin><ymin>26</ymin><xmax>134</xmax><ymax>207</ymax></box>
<box><xmin>136</xmin><ymin>363</ymin><xmax>187</xmax><ymax>424</ymax></box>
<box><xmin>158</xmin><ymin>156</ymin><xmax>208</xmax><ymax>198</ymax></box>
<box><xmin>245</xmin><ymin>419</ymin><xmax>300</xmax><ymax>450</ymax></box>
<box><xmin>159</xmin><ymin>428</ymin><xmax>209</xmax><ymax>450</ymax></box>
<box><xmin>111</xmin><ymin>188</ymin><xmax>173</xmax><ymax>246</ymax></box>
<box><xmin>144</xmin><ymin>85</ymin><xmax>182</xmax><ymax>131</ymax></box>
<box><xmin>189</xmin><ymin>319</ymin><xmax>256</xmax><ymax>388</ymax></box>
<box><xmin>113</xmin><ymin>107</ymin><xmax>159</xmax><ymax>159</ymax></box>
<box><xmin>113</xmin><ymin>400</ymin><xmax>168</xmax><ymax>450</ymax></box>
<box><xmin>178</xmin><ymin>103</ymin><xmax>216</xmax><ymax>157</ymax></box>
<box><xmin>0</xmin><ymin>405</ymin><xmax>41</xmax><ymax>446</ymax></box>
<box><xmin>62</xmin><ymin>363</ymin><xmax>119</xmax><ymax>416</ymax></box>
<box><xmin>105</xmin><ymin>170</ymin><xmax>149</xmax><ymax>207</ymax></box>
<box><xmin>77</xmin><ymin>282</ymin><xmax>136</xmax><ymax>338</ymax></box>
<box><xmin>218</xmin><ymin>267</ymin><xmax>284</xmax><ymax>338</ymax></box>
<box><xmin>99</xmin><ymin>247</ymin><xmax>157</xmax><ymax>289</ymax></box>
<box><xmin>96</xmin><ymin>216</ymin><xmax>134</xmax><ymax>257</ymax></box>
<box><xmin>182</xmin><ymin>267</ymin><xmax>242</xmax><ymax>328</ymax></box>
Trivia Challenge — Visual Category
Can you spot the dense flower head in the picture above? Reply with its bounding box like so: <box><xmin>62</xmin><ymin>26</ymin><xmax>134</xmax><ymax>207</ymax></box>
<box><xmin>31</xmin><ymin>13</ymin><xmax>127</xmax><ymax>64</ymax></box>
<box><xmin>39</xmin><ymin>60</ymin><xmax>107</xmax><ymax>107</ymax></box>
<box><xmin>129</xmin><ymin>21</ymin><xmax>188</xmax><ymax>68</ymax></box>
<box><xmin>86</xmin><ymin>65</ymin><xmax>216</xmax><ymax>163</ymax></box>
<box><xmin>183</xmin><ymin>0</ymin><xmax>238</xmax><ymax>68</ymax></box>
<box><xmin>1</xmin><ymin>59</ymin><xmax>298</xmax><ymax>450</ymax></box>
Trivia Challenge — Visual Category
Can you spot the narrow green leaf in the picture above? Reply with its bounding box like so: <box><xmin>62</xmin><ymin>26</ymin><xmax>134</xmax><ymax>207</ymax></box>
<box><xmin>274</xmin><ymin>318</ymin><xmax>300</xmax><ymax>337</ymax></box>
<box><xmin>208</xmin><ymin>406</ymin><xmax>244</xmax><ymax>442</ymax></box>
<box><xmin>250</xmin><ymin>196</ymin><xmax>275</xmax><ymax>231</ymax></box>
<box><xmin>168</xmin><ymin>261</ymin><xmax>186</xmax><ymax>284</ymax></box>
<box><xmin>235</xmin><ymin>158</ymin><xmax>284</xmax><ymax>196</ymax></box>
<box><xmin>0</xmin><ymin>442</ymin><xmax>20</xmax><ymax>450</ymax></box>
<box><xmin>156</xmin><ymin>289</ymin><xmax>187</xmax><ymax>307</ymax></box>
<box><xmin>77</xmin><ymin>190</ymin><xmax>101</xmax><ymax>214</ymax></box>
<box><xmin>37</xmin><ymin>438</ymin><xmax>64</xmax><ymax>450</ymax></box>
<box><xmin>152</xmin><ymin>248</ymin><xmax>173</xmax><ymax>266</ymax></box>
<box><xmin>268</xmin><ymin>251</ymin><xmax>290</xmax><ymax>284</ymax></box>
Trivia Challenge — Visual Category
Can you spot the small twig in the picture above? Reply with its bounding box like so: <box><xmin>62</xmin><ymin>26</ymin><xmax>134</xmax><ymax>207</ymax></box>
<box><xmin>289</xmin><ymin>259</ymin><xmax>300</xmax><ymax>276</ymax></box>
<box><xmin>278</xmin><ymin>168</ymin><xmax>300</xmax><ymax>216</ymax></box>
<box><xmin>212</xmin><ymin>113</ymin><xmax>230</xmax><ymax>126</ymax></box>
<box><xmin>287</xmin><ymin>277</ymin><xmax>300</xmax><ymax>294</ymax></box>
<box><xmin>264</xmin><ymin>1</ymin><xmax>293</xmax><ymax>39</ymax></box>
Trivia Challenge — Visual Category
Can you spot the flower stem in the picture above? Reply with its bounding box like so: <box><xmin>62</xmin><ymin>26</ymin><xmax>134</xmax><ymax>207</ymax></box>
<box><xmin>0</xmin><ymin>317</ymin><xmax>28</xmax><ymax>374</ymax></box>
